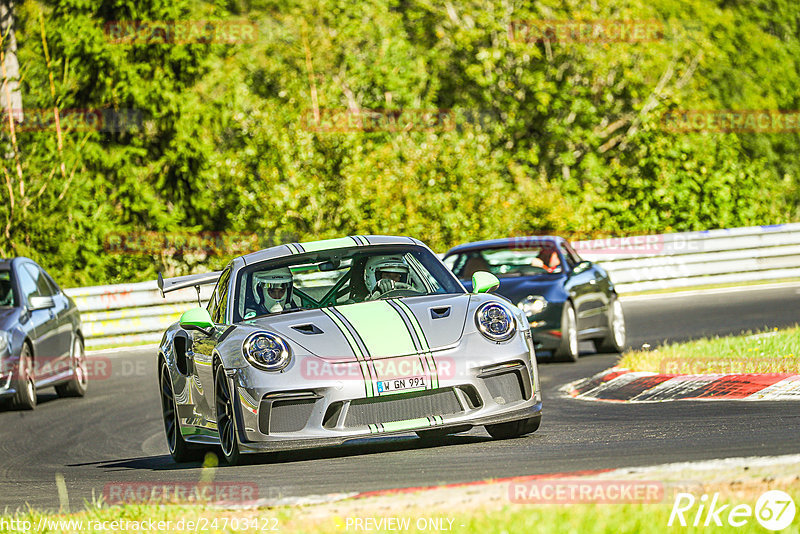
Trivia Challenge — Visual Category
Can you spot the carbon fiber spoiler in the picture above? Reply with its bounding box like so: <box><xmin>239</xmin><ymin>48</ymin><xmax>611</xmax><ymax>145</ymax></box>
<box><xmin>157</xmin><ymin>271</ymin><xmax>221</xmax><ymax>298</ymax></box>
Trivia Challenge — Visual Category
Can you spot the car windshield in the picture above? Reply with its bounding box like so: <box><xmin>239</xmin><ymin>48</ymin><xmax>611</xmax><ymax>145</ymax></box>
<box><xmin>448</xmin><ymin>246</ymin><xmax>563</xmax><ymax>280</ymax></box>
<box><xmin>232</xmin><ymin>245</ymin><xmax>464</xmax><ymax>323</ymax></box>
<box><xmin>0</xmin><ymin>270</ymin><xmax>15</xmax><ymax>307</ymax></box>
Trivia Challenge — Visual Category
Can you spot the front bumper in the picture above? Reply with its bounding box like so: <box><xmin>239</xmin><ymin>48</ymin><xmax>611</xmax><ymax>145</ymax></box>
<box><xmin>0</xmin><ymin>352</ymin><xmax>17</xmax><ymax>399</ymax></box>
<box><xmin>527</xmin><ymin>301</ymin><xmax>565</xmax><ymax>354</ymax></box>
<box><xmin>222</xmin><ymin>331</ymin><xmax>542</xmax><ymax>453</ymax></box>
<box><xmin>237</xmin><ymin>403</ymin><xmax>542</xmax><ymax>453</ymax></box>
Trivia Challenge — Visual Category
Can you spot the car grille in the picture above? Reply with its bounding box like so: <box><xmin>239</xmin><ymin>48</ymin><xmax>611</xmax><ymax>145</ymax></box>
<box><xmin>482</xmin><ymin>371</ymin><xmax>526</xmax><ymax>405</ymax></box>
<box><xmin>260</xmin><ymin>397</ymin><xmax>317</xmax><ymax>434</ymax></box>
<box><xmin>344</xmin><ymin>388</ymin><xmax>463</xmax><ymax>428</ymax></box>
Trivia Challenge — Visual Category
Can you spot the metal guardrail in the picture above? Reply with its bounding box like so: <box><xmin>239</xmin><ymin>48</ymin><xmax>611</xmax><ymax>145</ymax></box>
<box><xmin>65</xmin><ymin>283</ymin><xmax>214</xmax><ymax>349</ymax></box>
<box><xmin>65</xmin><ymin>223</ymin><xmax>800</xmax><ymax>349</ymax></box>
<box><xmin>576</xmin><ymin>223</ymin><xmax>800</xmax><ymax>293</ymax></box>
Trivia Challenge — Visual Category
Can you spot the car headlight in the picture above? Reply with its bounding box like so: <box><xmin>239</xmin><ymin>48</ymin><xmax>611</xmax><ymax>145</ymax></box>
<box><xmin>242</xmin><ymin>332</ymin><xmax>292</xmax><ymax>371</ymax></box>
<box><xmin>475</xmin><ymin>302</ymin><xmax>517</xmax><ymax>342</ymax></box>
<box><xmin>517</xmin><ymin>295</ymin><xmax>547</xmax><ymax>318</ymax></box>
<box><xmin>0</xmin><ymin>331</ymin><xmax>9</xmax><ymax>354</ymax></box>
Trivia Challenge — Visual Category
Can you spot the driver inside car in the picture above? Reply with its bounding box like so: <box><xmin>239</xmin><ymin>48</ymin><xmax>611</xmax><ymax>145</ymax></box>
<box><xmin>537</xmin><ymin>246</ymin><xmax>561</xmax><ymax>272</ymax></box>
<box><xmin>244</xmin><ymin>267</ymin><xmax>296</xmax><ymax>318</ymax></box>
<box><xmin>365</xmin><ymin>256</ymin><xmax>412</xmax><ymax>300</ymax></box>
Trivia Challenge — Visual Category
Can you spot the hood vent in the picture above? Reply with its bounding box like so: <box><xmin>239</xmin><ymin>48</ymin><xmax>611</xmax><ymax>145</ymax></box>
<box><xmin>291</xmin><ymin>323</ymin><xmax>324</xmax><ymax>335</ymax></box>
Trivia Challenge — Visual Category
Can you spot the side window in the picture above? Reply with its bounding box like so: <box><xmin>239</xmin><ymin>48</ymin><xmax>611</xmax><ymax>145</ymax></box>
<box><xmin>215</xmin><ymin>269</ymin><xmax>232</xmax><ymax>324</ymax></box>
<box><xmin>208</xmin><ymin>269</ymin><xmax>231</xmax><ymax>324</ymax></box>
<box><xmin>0</xmin><ymin>271</ymin><xmax>14</xmax><ymax>307</ymax></box>
<box><xmin>562</xmin><ymin>242</ymin><xmax>583</xmax><ymax>268</ymax></box>
<box><xmin>207</xmin><ymin>283</ymin><xmax>220</xmax><ymax>322</ymax></box>
<box><xmin>441</xmin><ymin>255</ymin><xmax>457</xmax><ymax>271</ymax></box>
<box><xmin>408</xmin><ymin>253</ymin><xmax>442</xmax><ymax>293</ymax></box>
<box><xmin>24</xmin><ymin>264</ymin><xmax>57</xmax><ymax>297</ymax></box>
<box><xmin>16</xmin><ymin>265</ymin><xmax>40</xmax><ymax>304</ymax></box>
<box><xmin>445</xmin><ymin>254</ymin><xmax>467</xmax><ymax>278</ymax></box>
<box><xmin>43</xmin><ymin>272</ymin><xmax>61</xmax><ymax>294</ymax></box>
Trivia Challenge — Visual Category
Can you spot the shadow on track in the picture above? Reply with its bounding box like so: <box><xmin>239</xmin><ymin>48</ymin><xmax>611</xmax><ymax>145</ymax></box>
<box><xmin>0</xmin><ymin>391</ymin><xmax>64</xmax><ymax>412</ymax></box>
<box><xmin>68</xmin><ymin>433</ymin><xmax>496</xmax><ymax>471</ymax></box>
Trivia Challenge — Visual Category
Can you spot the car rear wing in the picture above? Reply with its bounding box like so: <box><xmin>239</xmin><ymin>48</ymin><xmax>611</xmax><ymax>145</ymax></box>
<box><xmin>157</xmin><ymin>271</ymin><xmax>221</xmax><ymax>305</ymax></box>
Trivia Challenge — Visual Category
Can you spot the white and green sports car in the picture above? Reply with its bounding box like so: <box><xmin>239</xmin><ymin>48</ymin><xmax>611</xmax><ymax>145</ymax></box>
<box><xmin>157</xmin><ymin>236</ymin><xmax>542</xmax><ymax>465</ymax></box>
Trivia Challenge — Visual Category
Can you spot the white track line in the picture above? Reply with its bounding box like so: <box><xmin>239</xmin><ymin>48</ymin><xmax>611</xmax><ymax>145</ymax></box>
<box><xmin>621</xmin><ymin>281</ymin><xmax>800</xmax><ymax>302</ymax></box>
<box><xmin>598</xmin><ymin>453</ymin><xmax>800</xmax><ymax>477</ymax></box>
<box><xmin>86</xmin><ymin>344</ymin><xmax>158</xmax><ymax>357</ymax></box>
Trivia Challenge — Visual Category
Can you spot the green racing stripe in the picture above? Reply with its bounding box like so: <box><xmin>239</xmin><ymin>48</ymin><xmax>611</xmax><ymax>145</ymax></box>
<box><xmin>321</xmin><ymin>299</ymin><xmax>442</xmax><ymax>399</ymax></box>
<box><xmin>299</xmin><ymin>236</ymin><xmax>362</xmax><ymax>253</ymax></box>
<box><xmin>335</xmin><ymin>301</ymin><xmax>417</xmax><ymax>358</ymax></box>
<box><xmin>334</xmin><ymin>300</ymin><xmax>439</xmax><ymax>394</ymax></box>
<box><xmin>368</xmin><ymin>416</ymin><xmax>444</xmax><ymax>434</ymax></box>
<box><xmin>320</xmin><ymin>307</ymin><xmax>374</xmax><ymax>397</ymax></box>
<box><xmin>393</xmin><ymin>299</ymin><xmax>439</xmax><ymax>389</ymax></box>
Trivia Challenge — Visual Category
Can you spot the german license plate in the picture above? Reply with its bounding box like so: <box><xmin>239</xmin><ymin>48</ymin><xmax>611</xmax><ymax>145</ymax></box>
<box><xmin>376</xmin><ymin>376</ymin><xmax>426</xmax><ymax>394</ymax></box>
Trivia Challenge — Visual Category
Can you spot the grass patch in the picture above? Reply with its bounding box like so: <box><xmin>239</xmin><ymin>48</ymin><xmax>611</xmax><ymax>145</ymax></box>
<box><xmin>4</xmin><ymin>453</ymin><xmax>800</xmax><ymax>533</ymax></box>
<box><xmin>458</xmin><ymin>492</ymin><xmax>800</xmax><ymax>534</ymax></box>
<box><xmin>619</xmin><ymin>326</ymin><xmax>800</xmax><ymax>374</ymax></box>
<box><xmin>2</xmin><ymin>481</ymin><xmax>799</xmax><ymax>533</ymax></box>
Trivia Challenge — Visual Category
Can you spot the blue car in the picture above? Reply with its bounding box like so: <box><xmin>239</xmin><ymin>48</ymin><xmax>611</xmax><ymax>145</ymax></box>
<box><xmin>443</xmin><ymin>237</ymin><xmax>626</xmax><ymax>361</ymax></box>
<box><xmin>0</xmin><ymin>258</ymin><xmax>87</xmax><ymax>409</ymax></box>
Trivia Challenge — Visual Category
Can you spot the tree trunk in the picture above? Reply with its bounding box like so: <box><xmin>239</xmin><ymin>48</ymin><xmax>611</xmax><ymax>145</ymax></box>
<box><xmin>0</xmin><ymin>0</ymin><xmax>22</xmax><ymax>122</ymax></box>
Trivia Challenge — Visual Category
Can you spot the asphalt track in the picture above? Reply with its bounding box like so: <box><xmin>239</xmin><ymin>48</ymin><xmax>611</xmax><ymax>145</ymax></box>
<box><xmin>1</xmin><ymin>283</ymin><xmax>799</xmax><ymax>511</ymax></box>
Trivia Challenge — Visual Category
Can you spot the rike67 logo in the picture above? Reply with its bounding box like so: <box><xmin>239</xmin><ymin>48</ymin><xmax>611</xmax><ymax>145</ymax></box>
<box><xmin>669</xmin><ymin>490</ymin><xmax>796</xmax><ymax>531</ymax></box>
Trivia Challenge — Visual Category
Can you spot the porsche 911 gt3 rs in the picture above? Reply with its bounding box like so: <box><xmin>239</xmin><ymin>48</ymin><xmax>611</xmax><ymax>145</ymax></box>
<box><xmin>157</xmin><ymin>236</ymin><xmax>542</xmax><ymax>465</ymax></box>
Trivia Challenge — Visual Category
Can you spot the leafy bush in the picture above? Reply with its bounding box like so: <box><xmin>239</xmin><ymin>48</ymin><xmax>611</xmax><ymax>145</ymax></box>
<box><xmin>0</xmin><ymin>0</ymin><xmax>796</xmax><ymax>286</ymax></box>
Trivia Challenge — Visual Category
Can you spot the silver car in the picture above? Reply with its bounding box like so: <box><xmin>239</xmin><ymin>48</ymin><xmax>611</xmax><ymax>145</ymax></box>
<box><xmin>157</xmin><ymin>236</ymin><xmax>542</xmax><ymax>465</ymax></box>
<box><xmin>1</xmin><ymin>257</ymin><xmax>87</xmax><ymax>409</ymax></box>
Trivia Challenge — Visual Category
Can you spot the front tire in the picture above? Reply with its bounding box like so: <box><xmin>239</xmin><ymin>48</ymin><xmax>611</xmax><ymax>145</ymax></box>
<box><xmin>554</xmin><ymin>302</ymin><xmax>579</xmax><ymax>362</ymax></box>
<box><xmin>160</xmin><ymin>363</ymin><xmax>200</xmax><ymax>463</ymax></box>
<box><xmin>486</xmin><ymin>416</ymin><xmax>541</xmax><ymax>440</ymax></box>
<box><xmin>56</xmin><ymin>336</ymin><xmax>88</xmax><ymax>398</ymax></box>
<box><xmin>13</xmin><ymin>343</ymin><xmax>36</xmax><ymax>410</ymax></box>
<box><xmin>594</xmin><ymin>298</ymin><xmax>626</xmax><ymax>354</ymax></box>
<box><xmin>215</xmin><ymin>366</ymin><xmax>242</xmax><ymax>466</ymax></box>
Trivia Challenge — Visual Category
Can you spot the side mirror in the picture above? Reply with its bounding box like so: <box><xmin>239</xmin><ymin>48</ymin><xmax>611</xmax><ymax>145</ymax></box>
<box><xmin>471</xmin><ymin>271</ymin><xmax>500</xmax><ymax>294</ymax></box>
<box><xmin>180</xmin><ymin>307</ymin><xmax>215</xmax><ymax>336</ymax></box>
<box><xmin>28</xmin><ymin>296</ymin><xmax>55</xmax><ymax>311</ymax></box>
<box><xmin>570</xmin><ymin>260</ymin><xmax>592</xmax><ymax>275</ymax></box>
